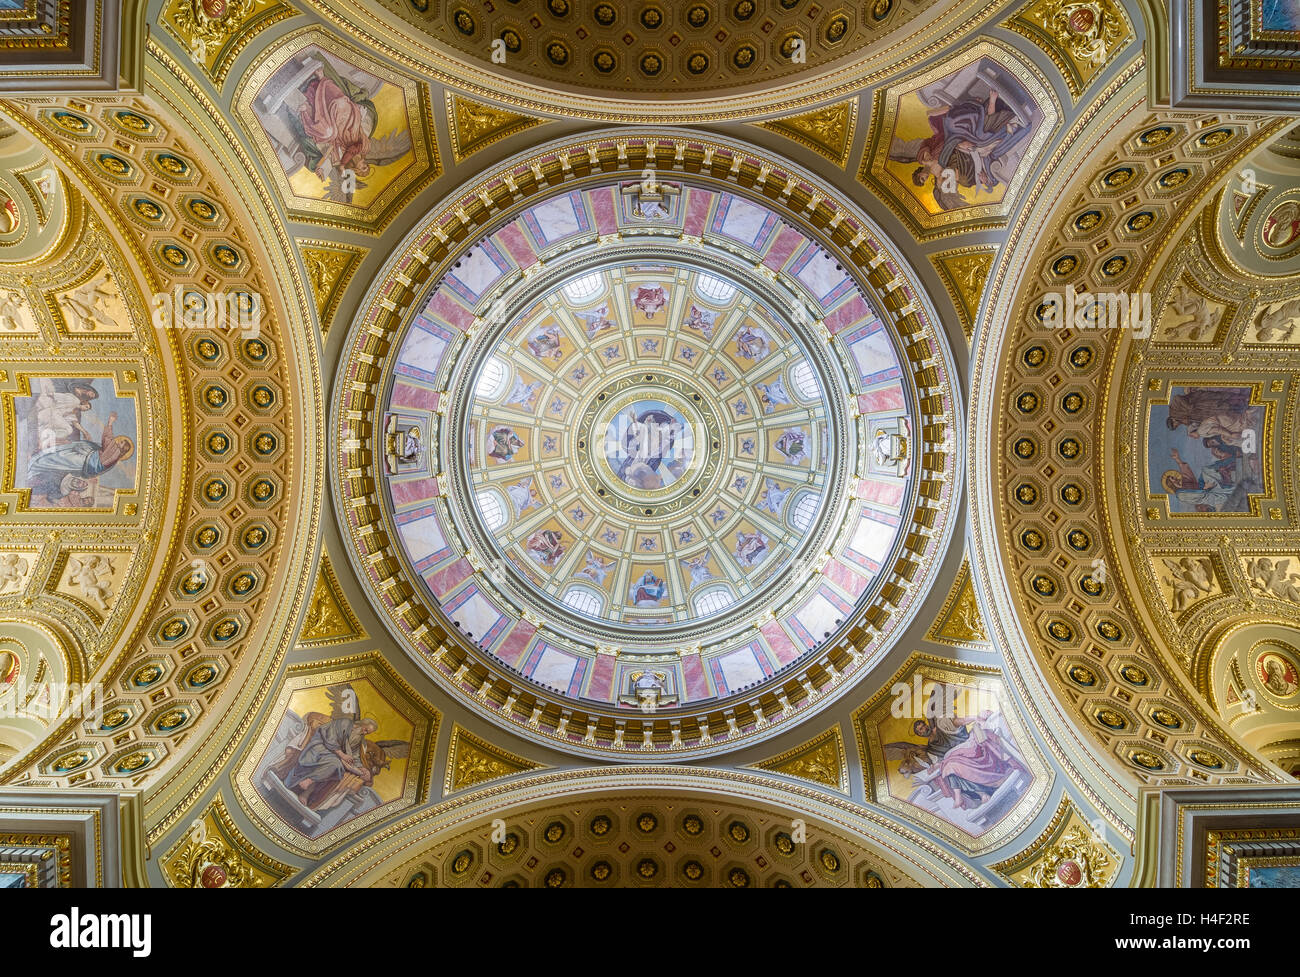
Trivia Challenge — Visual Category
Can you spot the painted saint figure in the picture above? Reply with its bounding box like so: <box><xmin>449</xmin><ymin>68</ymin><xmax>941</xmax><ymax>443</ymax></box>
<box><xmin>526</xmin><ymin>323</ymin><xmax>564</xmax><ymax>361</ymax></box>
<box><xmin>887</xmin><ymin>711</ymin><xmax>1027</xmax><ymax>813</ymax></box>
<box><xmin>273</xmin><ymin>57</ymin><xmax>412</xmax><ymax>202</ymax></box>
<box><xmin>774</xmin><ymin>428</ymin><xmax>809</xmax><ymax>465</ymax></box>
<box><xmin>612</xmin><ymin>407</ymin><xmax>691</xmax><ymax>491</ymax></box>
<box><xmin>630</xmin><ymin>570</ymin><xmax>668</xmax><ymax>607</ymax></box>
<box><xmin>681</xmin><ymin>553</ymin><xmax>715</xmax><ymax>586</ymax></box>
<box><xmin>892</xmin><ymin>90</ymin><xmax>1029</xmax><ymax>211</ymax></box>
<box><xmin>26</xmin><ymin>410</ymin><xmax>134</xmax><ymax>507</ymax></box>
<box><xmin>756</xmin><ymin>378</ymin><xmax>791</xmax><ymax>415</ymax></box>
<box><xmin>487</xmin><ymin>425</ymin><xmax>525</xmax><ymax>464</ymax></box>
<box><xmin>577</xmin><ymin>304</ymin><xmax>615</xmax><ymax>339</ymax></box>
<box><xmin>270</xmin><ymin>694</ymin><xmax>408</xmax><ymax>816</ymax></box>
<box><xmin>683</xmin><ymin>303</ymin><xmax>715</xmax><ymax>338</ymax></box>
<box><xmin>526</xmin><ymin>528</ymin><xmax>565</xmax><ymax>568</ymax></box>
<box><xmin>759</xmin><ymin>478</ymin><xmax>791</xmax><ymax>515</ymax></box>
<box><xmin>632</xmin><ymin>284</ymin><xmax>668</xmax><ymax>319</ymax></box>
<box><xmin>733</xmin><ymin>324</ymin><xmax>771</xmax><ymax>361</ymax></box>
<box><xmin>734</xmin><ymin>530</ymin><xmax>769</xmax><ymax>568</ymax></box>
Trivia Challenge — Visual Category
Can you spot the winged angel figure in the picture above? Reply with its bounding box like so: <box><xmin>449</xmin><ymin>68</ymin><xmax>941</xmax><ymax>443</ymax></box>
<box><xmin>1160</xmin><ymin>557</ymin><xmax>1215</xmax><ymax>613</ymax></box>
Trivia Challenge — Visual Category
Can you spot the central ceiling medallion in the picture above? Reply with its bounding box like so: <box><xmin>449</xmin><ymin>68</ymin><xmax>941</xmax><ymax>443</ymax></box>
<box><xmin>581</xmin><ymin>371</ymin><xmax>715</xmax><ymax>511</ymax></box>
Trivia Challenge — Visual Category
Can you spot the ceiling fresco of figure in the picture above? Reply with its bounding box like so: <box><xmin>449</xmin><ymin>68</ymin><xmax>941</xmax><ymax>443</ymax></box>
<box><xmin>0</xmin><ymin>0</ymin><xmax>1295</xmax><ymax>899</ymax></box>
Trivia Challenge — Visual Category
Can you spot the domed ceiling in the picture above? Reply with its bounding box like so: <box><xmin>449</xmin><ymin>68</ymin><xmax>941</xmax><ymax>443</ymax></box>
<box><xmin>455</xmin><ymin>258</ymin><xmax>853</xmax><ymax>640</ymax></box>
<box><xmin>334</xmin><ymin>141</ymin><xmax>960</xmax><ymax>760</ymax></box>
<box><xmin>369</xmin><ymin>0</ymin><xmax>955</xmax><ymax>98</ymax></box>
<box><xmin>303</xmin><ymin>0</ymin><xmax>1002</xmax><ymax>120</ymax></box>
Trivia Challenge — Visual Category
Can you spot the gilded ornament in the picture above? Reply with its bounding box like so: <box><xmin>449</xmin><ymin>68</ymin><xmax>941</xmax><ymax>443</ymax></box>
<box><xmin>163</xmin><ymin>798</ymin><xmax>292</xmax><ymax>888</ymax></box>
<box><xmin>1131</xmin><ymin>750</ymin><xmax>1163</xmax><ymax>770</ymax></box>
<box><xmin>1150</xmin><ymin>708</ymin><xmax>1181</xmax><ymax>729</ymax></box>
<box><xmin>1024</xmin><ymin>823</ymin><xmax>1114</xmax><ymax>887</ymax></box>
<box><xmin>750</xmin><ymin>725</ymin><xmax>849</xmax><ymax>790</ymax></box>
<box><xmin>444</xmin><ymin>723</ymin><xmax>543</xmax><ymax>792</ymax></box>
<box><xmin>1118</xmin><ymin>664</ymin><xmax>1148</xmax><ymax>686</ymax></box>
<box><xmin>446</xmin><ymin>94</ymin><xmax>544</xmax><ymax>164</ymax></box>
<box><xmin>1095</xmin><ymin>708</ymin><xmax>1126</xmax><ymax>729</ymax></box>
<box><xmin>1007</xmin><ymin>0</ymin><xmax>1132</xmax><ymax>100</ymax></box>
<box><xmin>754</xmin><ymin>100</ymin><xmax>858</xmax><ymax>168</ymax></box>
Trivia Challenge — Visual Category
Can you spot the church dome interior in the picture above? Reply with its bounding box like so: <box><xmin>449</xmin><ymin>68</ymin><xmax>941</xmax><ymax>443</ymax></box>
<box><xmin>0</xmin><ymin>0</ymin><xmax>1297</xmax><ymax>905</ymax></box>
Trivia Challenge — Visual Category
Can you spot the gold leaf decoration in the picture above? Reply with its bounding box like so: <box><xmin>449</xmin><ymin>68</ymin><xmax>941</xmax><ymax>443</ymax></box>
<box><xmin>749</xmin><ymin>725</ymin><xmax>848</xmax><ymax>793</ymax></box>
<box><xmin>444</xmin><ymin>724</ymin><xmax>545</xmax><ymax>794</ymax></box>
<box><xmin>446</xmin><ymin>93</ymin><xmax>544</xmax><ymax>164</ymax></box>
<box><xmin>298</xmin><ymin>553</ymin><xmax>364</xmax><ymax>647</ymax></box>
<box><xmin>926</xmin><ymin>557</ymin><xmax>990</xmax><ymax>647</ymax></box>
<box><xmin>297</xmin><ymin>240</ymin><xmax>365</xmax><ymax>338</ymax></box>
<box><xmin>1005</xmin><ymin>0</ymin><xmax>1133</xmax><ymax>101</ymax></box>
<box><xmin>754</xmin><ymin>99</ymin><xmax>859</xmax><ymax>168</ymax></box>
<box><xmin>160</xmin><ymin>794</ymin><xmax>295</xmax><ymax>888</ymax></box>
<box><xmin>930</xmin><ymin>247</ymin><xmax>996</xmax><ymax>345</ymax></box>
<box><xmin>991</xmin><ymin>796</ymin><xmax>1121</xmax><ymax>887</ymax></box>
<box><xmin>162</xmin><ymin>0</ymin><xmax>296</xmax><ymax>85</ymax></box>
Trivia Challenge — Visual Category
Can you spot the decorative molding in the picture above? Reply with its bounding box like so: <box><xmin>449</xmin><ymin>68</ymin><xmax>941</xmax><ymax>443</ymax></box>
<box><xmin>159</xmin><ymin>792</ymin><xmax>295</xmax><ymax>888</ymax></box>
<box><xmin>926</xmin><ymin>557</ymin><xmax>990</xmax><ymax>647</ymax></box>
<box><xmin>297</xmin><ymin>240</ymin><xmax>365</xmax><ymax>338</ymax></box>
<box><xmin>443</xmin><ymin>723</ymin><xmax>545</xmax><ymax>795</ymax></box>
<box><xmin>753</xmin><ymin>99</ymin><xmax>858</xmax><ymax>169</ymax></box>
<box><xmin>159</xmin><ymin>0</ymin><xmax>298</xmax><ymax>86</ymax></box>
<box><xmin>298</xmin><ymin>553</ymin><xmax>365</xmax><ymax>647</ymax></box>
<box><xmin>991</xmin><ymin>794</ymin><xmax>1121</xmax><ymax>887</ymax></box>
<box><xmin>1006</xmin><ymin>0</ymin><xmax>1134</xmax><ymax>102</ymax></box>
<box><xmin>445</xmin><ymin>92</ymin><xmax>544</xmax><ymax>165</ymax></box>
<box><xmin>929</xmin><ymin>247</ymin><xmax>996</xmax><ymax>346</ymax></box>
<box><xmin>748</xmin><ymin>725</ymin><xmax>849</xmax><ymax>794</ymax></box>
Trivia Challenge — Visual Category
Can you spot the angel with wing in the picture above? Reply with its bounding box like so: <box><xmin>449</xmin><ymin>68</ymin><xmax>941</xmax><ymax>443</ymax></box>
<box><xmin>66</xmin><ymin>554</ymin><xmax>115</xmax><ymax>610</ymax></box>
<box><xmin>1161</xmin><ymin>557</ymin><xmax>1215</xmax><ymax>612</ymax></box>
<box><xmin>0</xmin><ymin>553</ymin><xmax>29</xmax><ymax>593</ymax></box>
<box><xmin>272</xmin><ymin>683</ymin><xmax>410</xmax><ymax>815</ymax></box>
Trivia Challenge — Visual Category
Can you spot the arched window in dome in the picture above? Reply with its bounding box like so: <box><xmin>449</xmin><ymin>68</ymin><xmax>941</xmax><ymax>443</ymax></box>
<box><xmin>789</xmin><ymin>490</ymin><xmax>820</xmax><ymax>535</ymax></box>
<box><xmin>693</xmin><ymin>587</ymin><xmax>734</xmax><ymax>617</ymax></box>
<box><xmin>562</xmin><ymin>585</ymin><xmax>604</xmax><ymax>617</ymax></box>
<box><xmin>695</xmin><ymin>273</ymin><xmax>737</xmax><ymax>304</ymax></box>
<box><xmin>475</xmin><ymin>488</ymin><xmax>507</xmax><ymax>532</ymax></box>
<box><xmin>791</xmin><ymin>360</ymin><xmax>820</xmax><ymax>401</ymax></box>
<box><xmin>475</xmin><ymin>356</ymin><xmax>508</xmax><ymax>400</ymax></box>
<box><xmin>562</xmin><ymin>272</ymin><xmax>604</xmax><ymax>304</ymax></box>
